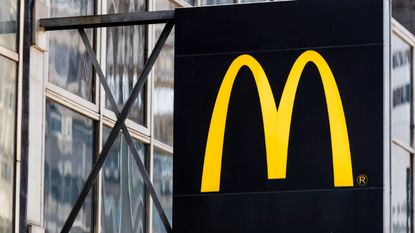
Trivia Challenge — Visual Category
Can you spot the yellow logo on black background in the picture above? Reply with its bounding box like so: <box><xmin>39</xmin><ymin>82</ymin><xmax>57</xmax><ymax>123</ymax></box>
<box><xmin>201</xmin><ymin>50</ymin><xmax>353</xmax><ymax>192</ymax></box>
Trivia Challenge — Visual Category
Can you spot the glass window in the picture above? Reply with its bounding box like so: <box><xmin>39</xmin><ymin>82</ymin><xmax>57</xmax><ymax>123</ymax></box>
<box><xmin>391</xmin><ymin>144</ymin><xmax>413</xmax><ymax>233</ymax></box>
<box><xmin>183</xmin><ymin>0</ymin><xmax>196</xmax><ymax>5</ymax></box>
<box><xmin>392</xmin><ymin>33</ymin><xmax>412</xmax><ymax>146</ymax></box>
<box><xmin>44</xmin><ymin>101</ymin><xmax>94</xmax><ymax>233</ymax></box>
<box><xmin>0</xmin><ymin>0</ymin><xmax>17</xmax><ymax>51</ymax></box>
<box><xmin>48</xmin><ymin>0</ymin><xmax>94</xmax><ymax>101</ymax></box>
<box><xmin>153</xmin><ymin>0</ymin><xmax>175</xmax><ymax>146</ymax></box>
<box><xmin>0</xmin><ymin>56</ymin><xmax>16</xmax><ymax>233</ymax></box>
<box><xmin>241</xmin><ymin>0</ymin><xmax>269</xmax><ymax>2</ymax></box>
<box><xmin>106</xmin><ymin>0</ymin><xmax>146</xmax><ymax>125</ymax></box>
<box><xmin>155</xmin><ymin>0</ymin><xmax>177</xmax><ymax>10</ymax></box>
<box><xmin>392</xmin><ymin>0</ymin><xmax>415</xmax><ymax>35</ymax></box>
<box><xmin>152</xmin><ymin>149</ymin><xmax>172</xmax><ymax>233</ymax></box>
<box><xmin>101</xmin><ymin>127</ymin><xmax>147</xmax><ymax>233</ymax></box>
<box><xmin>200</xmin><ymin>0</ymin><xmax>235</xmax><ymax>5</ymax></box>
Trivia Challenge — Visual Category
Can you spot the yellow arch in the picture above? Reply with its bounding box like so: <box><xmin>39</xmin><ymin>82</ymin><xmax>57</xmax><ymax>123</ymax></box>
<box><xmin>200</xmin><ymin>54</ymin><xmax>279</xmax><ymax>192</ymax></box>
<box><xmin>200</xmin><ymin>50</ymin><xmax>353</xmax><ymax>192</ymax></box>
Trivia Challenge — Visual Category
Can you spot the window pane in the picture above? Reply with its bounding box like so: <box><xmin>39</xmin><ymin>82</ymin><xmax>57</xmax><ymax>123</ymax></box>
<box><xmin>44</xmin><ymin>101</ymin><xmax>94</xmax><ymax>233</ymax></box>
<box><xmin>153</xmin><ymin>28</ymin><xmax>173</xmax><ymax>146</ymax></box>
<box><xmin>155</xmin><ymin>0</ymin><xmax>177</xmax><ymax>10</ymax></box>
<box><xmin>0</xmin><ymin>56</ymin><xmax>16</xmax><ymax>233</ymax></box>
<box><xmin>152</xmin><ymin>149</ymin><xmax>172</xmax><ymax>233</ymax></box>
<box><xmin>106</xmin><ymin>0</ymin><xmax>146</xmax><ymax>125</ymax></box>
<box><xmin>392</xmin><ymin>33</ymin><xmax>412</xmax><ymax>146</ymax></box>
<box><xmin>101</xmin><ymin>127</ymin><xmax>146</xmax><ymax>233</ymax></box>
<box><xmin>391</xmin><ymin>144</ymin><xmax>413</xmax><ymax>233</ymax></box>
<box><xmin>183</xmin><ymin>0</ymin><xmax>196</xmax><ymax>5</ymax></box>
<box><xmin>200</xmin><ymin>0</ymin><xmax>234</xmax><ymax>5</ymax></box>
<box><xmin>0</xmin><ymin>0</ymin><xmax>17</xmax><ymax>50</ymax></box>
<box><xmin>241</xmin><ymin>0</ymin><xmax>269</xmax><ymax>2</ymax></box>
<box><xmin>393</xmin><ymin>0</ymin><xmax>415</xmax><ymax>35</ymax></box>
<box><xmin>153</xmin><ymin>0</ymin><xmax>175</xmax><ymax>146</ymax></box>
<box><xmin>48</xmin><ymin>0</ymin><xmax>94</xmax><ymax>101</ymax></box>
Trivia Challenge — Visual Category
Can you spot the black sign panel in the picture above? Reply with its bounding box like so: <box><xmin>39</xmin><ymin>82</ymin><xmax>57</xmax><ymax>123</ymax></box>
<box><xmin>174</xmin><ymin>1</ymin><xmax>384</xmax><ymax>232</ymax></box>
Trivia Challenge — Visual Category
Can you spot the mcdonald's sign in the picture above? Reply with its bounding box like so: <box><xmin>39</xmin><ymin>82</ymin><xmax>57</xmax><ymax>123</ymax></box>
<box><xmin>201</xmin><ymin>50</ymin><xmax>354</xmax><ymax>193</ymax></box>
<box><xmin>174</xmin><ymin>1</ymin><xmax>386</xmax><ymax>232</ymax></box>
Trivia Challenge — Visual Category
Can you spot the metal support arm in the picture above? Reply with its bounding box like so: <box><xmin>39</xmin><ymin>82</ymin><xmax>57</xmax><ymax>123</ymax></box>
<box><xmin>39</xmin><ymin>10</ymin><xmax>174</xmax><ymax>30</ymax></box>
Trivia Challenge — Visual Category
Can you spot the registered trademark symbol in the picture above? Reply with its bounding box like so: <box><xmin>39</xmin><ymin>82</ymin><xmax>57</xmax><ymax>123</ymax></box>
<box><xmin>356</xmin><ymin>174</ymin><xmax>368</xmax><ymax>186</ymax></box>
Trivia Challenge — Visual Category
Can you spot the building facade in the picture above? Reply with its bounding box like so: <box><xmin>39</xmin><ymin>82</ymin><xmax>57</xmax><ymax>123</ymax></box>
<box><xmin>0</xmin><ymin>0</ymin><xmax>414</xmax><ymax>233</ymax></box>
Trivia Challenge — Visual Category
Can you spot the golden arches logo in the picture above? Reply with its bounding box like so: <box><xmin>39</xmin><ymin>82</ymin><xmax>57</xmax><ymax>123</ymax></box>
<box><xmin>201</xmin><ymin>50</ymin><xmax>353</xmax><ymax>193</ymax></box>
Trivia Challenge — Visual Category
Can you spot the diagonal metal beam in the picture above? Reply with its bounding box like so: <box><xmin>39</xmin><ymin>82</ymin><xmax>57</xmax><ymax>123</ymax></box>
<box><xmin>78</xmin><ymin>26</ymin><xmax>173</xmax><ymax>233</ymax></box>
<box><xmin>59</xmin><ymin>21</ymin><xmax>174</xmax><ymax>233</ymax></box>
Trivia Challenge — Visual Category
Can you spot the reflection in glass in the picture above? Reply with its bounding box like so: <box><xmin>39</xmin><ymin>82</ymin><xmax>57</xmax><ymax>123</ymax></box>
<box><xmin>183</xmin><ymin>0</ymin><xmax>195</xmax><ymax>5</ymax></box>
<box><xmin>101</xmin><ymin>127</ymin><xmax>146</xmax><ymax>233</ymax></box>
<box><xmin>106</xmin><ymin>0</ymin><xmax>146</xmax><ymax>125</ymax></box>
<box><xmin>0</xmin><ymin>56</ymin><xmax>16</xmax><ymax>233</ymax></box>
<box><xmin>155</xmin><ymin>0</ymin><xmax>178</xmax><ymax>10</ymax></box>
<box><xmin>152</xmin><ymin>149</ymin><xmax>172</xmax><ymax>233</ymax></box>
<box><xmin>153</xmin><ymin>0</ymin><xmax>175</xmax><ymax>146</ymax></box>
<box><xmin>44</xmin><ymin>101</ymin><xmax>94</xmax><ymax>233</ymax></box>
<box><xmin>200</xmin><ymin>0</ymin><xmax>234</xmax><ymax>5</ymax></box>
<box><xmin>391</xmin><ymin>144</ymin><xmax>413</xmax><ymax>233</ymax></box>
<box><xmin>0</xmin><ymin>0</ymin><xmax>17</xmax><ymax>50</ymax></box>
<box><xmin>240</xmin><ymin>0</ymin><xmax>269</xmax><ymax>3</ymax></box>
<box><xmin>48</xmin><ymin>0</ymin><xmax>94</xmax><ymax>101</ymax></box>
<box><xmin>392</xmin><ymin>33</ymin><xmax>412</xmax><ymax>146</ymax></box>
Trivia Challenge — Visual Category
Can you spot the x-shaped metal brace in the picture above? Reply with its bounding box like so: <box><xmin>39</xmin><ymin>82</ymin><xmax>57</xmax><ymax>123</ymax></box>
<box><xmin>59</xmin><ymin>21</ymin><xmax>174</xmax><ymax>233</ymax></box>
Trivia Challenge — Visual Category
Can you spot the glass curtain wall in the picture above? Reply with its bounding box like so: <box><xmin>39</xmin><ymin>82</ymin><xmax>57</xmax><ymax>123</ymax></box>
<box><xmin>44</xmin><ymin>1</ymin><xmax>96</xmax><ymax>233</ymax></box>
<box><xmin>151</xmin><ymin>0</ymin><xmax>175</xmax><ymax>232</ymax></box>
<box><xmin>101</xmin><ymin>127</ymin><xmax>147</xmax><ymax>233</ymax></box>
<box><xmin>48</xmin><ymin>0</ymin><xmax>94</xmax><ymax>100</ymax></box>
<box><xmin>0</xmin><ymin>0</ymin><xmax>17</xmax><ymax>50</ymax></box>
<box><xmin>0</xmin><ymin>55</ymin><xmax>17</xmax><ymax>233</ymax></box>
<box><xmin>44</xmin><ymin>101</ymin><xmax>95</xmax><ymax>233</ymax></box>
<box><xmin>105</xmin><ymin>0</ymin><xmax>147</xmax><ymax>125</ymax></box>
<box><xmin>391</xmin><ymin>31</ymin><xmax>414</xmax><ymax>233</ymax></box>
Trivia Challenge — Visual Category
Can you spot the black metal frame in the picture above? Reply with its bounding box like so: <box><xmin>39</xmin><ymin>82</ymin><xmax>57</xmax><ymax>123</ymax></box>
<box><xmin>39</xmin><ymin>10</ymin><xmax>174</xmax><ymax>30</ymax></box>
<box><xmin>20</xmin><ymin>1</ymin><xmax>34</xmax><ymax>233</ymax></box>
<box><xmin>39</xmin><ymin>11</ymin><xmax>175</xmax><ymax>233</ymax></box>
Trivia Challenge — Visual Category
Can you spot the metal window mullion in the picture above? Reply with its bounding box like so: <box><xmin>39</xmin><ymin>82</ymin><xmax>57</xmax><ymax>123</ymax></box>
<box><xmin>410</xmin><ymin>30</ymin><xmax>415</xmax><ymax>233</ymax></box>
<box><xmin>102</xmin><ymin>117</ymin><xmax>151</xmax><ymax>144</ymax></box>
<box><xmin>96</xmin><ymin>102</ymin><xmax>103</xmax><ymax>233</ymax></box>
<box><xmin>147</xmin><ymin>0</ymin><xmax>155</xmax><ymax>230</ymax></box>
<box><xmin>392</xmin><ymin>138</ymin><xmax>415</xmax><ymax>154</ymax></box>
<box><xmin>412</xmin><ymin>41</ymin><xmax>415</xmax><ymax>149</ymax></box>
<box><xmin>153</xmin><ymin>139</ymin><xmax>173</xmax><ymax>154</ymax></box>
<box><xmin>95</xmin><ymin>1</ymin><xmax>105</xmax><ymax>231</ymax></box>
<box><xmin>45</xmin><ymin>89</ymin><xmax>100</xmax><ymax>121</ymax></box>
<box><xmin>103</xmin><ymin>110</ymin><xmax>150</xmax><ymax>136</ymax></box>
<box><xmin>0</xmin><ymin>45</ymin><xmax>19</xmax><ymax>61</ymax></box>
